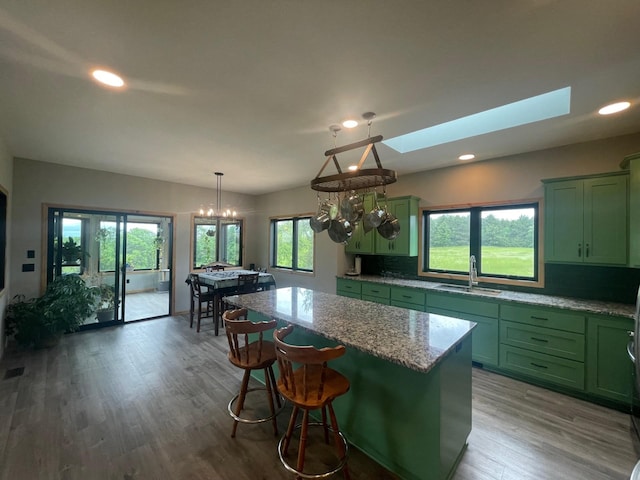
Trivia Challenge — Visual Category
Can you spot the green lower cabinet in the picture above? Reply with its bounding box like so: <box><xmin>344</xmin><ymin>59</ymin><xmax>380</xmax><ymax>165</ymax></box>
<box><xmin>338</xmin><ymin>290</ymin><xmax>361</xmax><ymax>299</ymax></box>
<box><xmin>390</xmin><ymin>286</ymin><xmax>426</xmax><ymax>311</ymax></box>
<box><xmin>390</xmin><ymin>300</ymin><xmax>426</xmax><ymax>311</ymax></box>
<box><xmin>362</xmin><ymin>295</ymin><xmax>390</xmax><ymax>305</ymax></box>
<box><xmin>336</xmin><ymin>278</ymin><xmax>361</xmax><ymax>299</ymax></box>
<box><xmin>389</xmin><ymin>286</ymin><xmax>427</xmax><ymax>310</ymax></box>
<box><xmin>500</xmin><ymin>344</ymin><xmax>585</xmax><ymax>390</ymax></box>
<box><xmin>500</xmin><ymin>321</ymin><xmax>585</xmax><ymax>362</ymax></box>
<box><xmin>427</xmin><ymin>292</ymin><xmax>499</xmax><ymax>368</ymax></box>
<box><xmin>586</xmin><ymin>315</ymin><xmax>633</xmax><ymax>403</ymax></box>
<box><xmin>429</xmin><ymin>306</ymin><xmax>498</xmax><ymax>367</ymax></box>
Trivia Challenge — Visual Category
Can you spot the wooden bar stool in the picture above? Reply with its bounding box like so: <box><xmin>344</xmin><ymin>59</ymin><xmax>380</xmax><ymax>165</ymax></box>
<box><xmin>223</xmin><ymin>308</ymin><xmax>284</xmax><ymax>438</ymax></box>
<box><xmin>273</xmin><ymin>324</ymin><xmax>351</xmax><ymax>479</ymax></box>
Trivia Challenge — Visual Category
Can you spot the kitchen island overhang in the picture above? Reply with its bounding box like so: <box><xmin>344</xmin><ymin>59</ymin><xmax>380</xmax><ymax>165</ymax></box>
<box><xmin>225</xmin><ymin>287</ymin><xmax>476</xmax><ymax>480</ymax></box>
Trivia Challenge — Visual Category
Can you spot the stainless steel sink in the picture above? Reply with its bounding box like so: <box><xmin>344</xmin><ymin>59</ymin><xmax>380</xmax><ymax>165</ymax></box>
<box><xmin>434</xmin><ymin>284</ymin><xmax>502</xmax><ymax>296</ymax></box>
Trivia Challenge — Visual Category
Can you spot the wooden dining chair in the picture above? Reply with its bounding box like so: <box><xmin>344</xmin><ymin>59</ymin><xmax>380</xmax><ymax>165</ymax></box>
<box><xmin>188</xmin><ymin>273</ymin><xmax>216</xmax><ymax>333</ymax></box>
<box><xmin>273</xmin><ymin>324</ymin><xmax>351</xmax><ymax>479</ymax></box>
<box><xmin>236</xmin><ymin>273</ymin><xmax>260</xmax><ymax>294</ymax></box>
<box><xmin>223</xmin><ymin>308</ymin><xmax>283</xmax><ymax>438</ymax></box>
<box><xmin>205</xmin><ymin>264</ymin><xmax>225</xmax><ymax>272</ymax></box>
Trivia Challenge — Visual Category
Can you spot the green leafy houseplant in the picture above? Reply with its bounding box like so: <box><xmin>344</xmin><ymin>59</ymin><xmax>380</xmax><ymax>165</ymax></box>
<box><xmin>5</xmin><ymin>274</ymin><xmax>98</xmax><ymax>348</ymax></box>
<box><xmin>61</xmin><ymin>236</ymin><xmax>83</xmax><ymax>264</ymax></box>
<box><xmin>95</xmin><ymin>284</ymin><xmax>117</xmax><ymax>322</ymax></box>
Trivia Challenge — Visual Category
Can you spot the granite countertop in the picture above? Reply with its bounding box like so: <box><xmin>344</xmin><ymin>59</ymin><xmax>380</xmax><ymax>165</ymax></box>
<box><xmin>338</xmin><ymin>274</ymin><xmax>637</xmax><ymax>319</ymax></box>
<box><xmin>225</xmin><ymin>287</ymin><xmax>476</xmax><ymax>375</ymax></box>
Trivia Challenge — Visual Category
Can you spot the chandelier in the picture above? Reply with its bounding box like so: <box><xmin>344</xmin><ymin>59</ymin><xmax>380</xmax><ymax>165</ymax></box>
<box><xmin>199</xmin><ymin>172</ymin><xmax>237</xmax><ymax>219</ymax></box>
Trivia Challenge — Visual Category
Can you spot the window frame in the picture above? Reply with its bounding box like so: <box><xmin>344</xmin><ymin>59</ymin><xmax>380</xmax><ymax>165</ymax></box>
<box><xmin>419</xmin><ymin>199</ymin><xmax>544</xmax><ymax>288</ymax></box>
<box><xmin>270</xmin><ymin>214</ymin><xmax>315</xmax><ymax>273</ymax></box>
<box><xmin>191</xmin><ymin>215</ymin><xmax>244</xmax><ymax>269</ymax></box>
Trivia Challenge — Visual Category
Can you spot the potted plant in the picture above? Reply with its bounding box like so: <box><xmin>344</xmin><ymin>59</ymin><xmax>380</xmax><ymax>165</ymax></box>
<box><xmin>61</xmin><ymin>236</ymin><xmax>83</xmax><ymax>265</ymax></box>
<box><xmin>95</xmin><ymin>284</ymin><xmax>117</xmax><ymax>322</ymax></box>
<box><xmin>5</xmin><ymin>274</ymin><xmax>98</xmax><ymax>348</ymax></box>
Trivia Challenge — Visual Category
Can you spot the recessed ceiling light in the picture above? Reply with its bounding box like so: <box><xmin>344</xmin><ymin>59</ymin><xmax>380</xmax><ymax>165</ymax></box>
<box><xmin>342</xmin><ymin>119</ymin><xmax>358</xmax><ymax>128</ymax></box>
<box><xmin>91</xmin><ymin>69</ymin><xmax>125</xmax><ymax>88</ymax></box>
<box><xmin>348</xmin><ymin>165</ymin><xmax>358</xmax><ymax>171</ymax></box>
<box><xmin>598</xmin><ymin>101</ymin><xmax>631</xmax><ymax>115</ymax></box>
<box><xmin>458</xmin><ymin>154</ymin><xmax>475</xmax><ymax>161</ymax></box>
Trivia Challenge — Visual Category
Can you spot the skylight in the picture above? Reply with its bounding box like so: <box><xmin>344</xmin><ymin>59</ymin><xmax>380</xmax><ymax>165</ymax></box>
<box><xmin>383</xmin><ymin>86</ymin><xmax>571</xmax><ymax>153</ymax></box>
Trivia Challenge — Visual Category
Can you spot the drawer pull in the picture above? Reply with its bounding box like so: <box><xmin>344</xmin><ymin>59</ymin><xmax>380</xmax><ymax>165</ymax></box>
<box><xmin>530</xmin><ymin>316</ymin><xmax>548</xmax><ymax>321</ymax></box>
<box><xmin>371</xmin><ymin>290</ymin><xmax>379</xmax><ymax>293</ymax></box>
<box><xmin>530</xmin><ymin>337</ymin><xmax>549</xmax><ymax>343</ymax></box>
<box><xmin>530</xmin><ymin>362</ymin><xmax>548</xmax><ymax>369</ymax></box>
<box><xmin>402</xmin><ymin>295</ymin><xmax>412</xmax><ymax>299</ymax></box>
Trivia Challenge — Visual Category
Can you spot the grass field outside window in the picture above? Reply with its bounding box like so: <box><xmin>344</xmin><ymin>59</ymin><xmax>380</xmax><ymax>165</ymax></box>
<box><xmin>430</xmin><ymin>246</ymin><xmax>534</xmax><ymax>277</ymax></box>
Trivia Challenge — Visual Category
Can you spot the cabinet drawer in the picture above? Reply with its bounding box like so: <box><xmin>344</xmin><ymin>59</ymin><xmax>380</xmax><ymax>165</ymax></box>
<box><xmin>390</xmin><ymin>287</ymin><xmax>426</xmax><ymax>307</ymax></box>
<box><xmin>427</xmin><ymin>292</ymin><xmax>499</xmax><ymax>318</ymax></box>
<box><xmin>390</xmin><ymin>300</ymin><xmax>426</xmax><ymax>311</ymax></box>
<box><xmin>500</xmin><ymin>304</ymin><xmax>585</xmax><ymax>334</ymax></box>
<box><xmin>500</xmin><ymin>345</ymin><xmax>584</xmax><ymax>390</ymax></box>
<box><xmin>362</xmin><ymin>294</ymin><xmax>390</xmax><ymax>305</ymax></box>
<box><xmin>337</xmin><ymin>291</ymin><xmax>361</xmax><ymax>300</ymax></box>
<box><xmin>336</xmin><ymin>278</ymin><xmax>361</xmax><ymax>295</ymax></box>
<box><xmin>500</xmin><ymin>321</ymin><xmax>584</xmax><ymax>362</ymax></box>
<box><xmin>362</xmin><ymin>282</ymin><xmax>390</xmax><ymax>299</ymax></box>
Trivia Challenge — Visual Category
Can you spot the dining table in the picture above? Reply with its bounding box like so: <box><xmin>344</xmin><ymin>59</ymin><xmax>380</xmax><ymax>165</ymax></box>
<box><xmin>189</xmin><ymin>269</ymin><xmax>276</xmax><ymax>335</ymax></box>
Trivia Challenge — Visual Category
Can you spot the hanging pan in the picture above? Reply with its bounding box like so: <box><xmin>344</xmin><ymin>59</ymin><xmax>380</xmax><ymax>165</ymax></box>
<box><xmin>363</xmin><ymin>193</ymin><xmax>386</xmax><ymax>233</ymax></box>
<box><xmin>377</xmin><ymin>209</ymin><xmax>400</xmax><ymax>240</ymax></box>
<box><xmin>328</xmin><ymin>218</ymin><xmax>353</xmax><ymax>244</ymax></box>
<box><xmin>340</xmin><ymin>191</ymin><xmax>364</xmax><ymax>223</ymax></box>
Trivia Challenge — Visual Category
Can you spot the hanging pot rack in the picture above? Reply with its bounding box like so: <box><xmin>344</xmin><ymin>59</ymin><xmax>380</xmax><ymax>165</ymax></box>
<box><xmin>310</xmin><ymin>113</ymin><xmax>397</xmax><ymax>193</ymax></box>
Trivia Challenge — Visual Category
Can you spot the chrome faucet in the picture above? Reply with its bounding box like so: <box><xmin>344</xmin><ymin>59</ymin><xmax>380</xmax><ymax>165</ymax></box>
<box><xmin>469</xmin><ymin>255</ymin><xmax>478</xmax><ymax>289</ymax></box>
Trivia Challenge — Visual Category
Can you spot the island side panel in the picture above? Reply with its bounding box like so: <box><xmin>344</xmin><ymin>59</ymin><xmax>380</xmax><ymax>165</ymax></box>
<box><xmin>439</xmin><ymin>336</ymin><xmax>472</xmax><ymax>478</ymax></box>
<box><xmin>278</xmin><ymin>319</ymin><xmax>472</xmax><ymax>480</ymax></box>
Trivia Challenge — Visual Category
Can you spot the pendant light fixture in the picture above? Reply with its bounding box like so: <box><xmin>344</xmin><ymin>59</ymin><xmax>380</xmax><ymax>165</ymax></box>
<box><xmin>199</xmin><ymin>172</ymin><xmax>237</xmax><ymax>219</ymax></box>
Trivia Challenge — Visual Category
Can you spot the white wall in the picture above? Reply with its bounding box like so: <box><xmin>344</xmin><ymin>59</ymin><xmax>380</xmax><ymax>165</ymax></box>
<box><xmin>10</xmin><ymin>159</ymin><xmax>257</xmax><ymax>314</ymax></box>
<box><xmin>8</xmin><ymin>132</ymin><xmax>640</xmax><ymax>325</ymax></box>
<box><xmin>0</xmin><ymin>137</ymin><xmax>13</xmax><ymax>359</ymax></box>
<box><xmin>251</xmin><ymin>185</ymin><xmax>349</xmax><ymax>295</ymax></box>
<box><xmin>253</xmin><ymin>132</ymin><xmax>640</xmax><ymax>292</ymax></box>
<box><xmin>385</xmin><ymin>133</ymin><xmax>640</xmax><ymax>206</ymax></box>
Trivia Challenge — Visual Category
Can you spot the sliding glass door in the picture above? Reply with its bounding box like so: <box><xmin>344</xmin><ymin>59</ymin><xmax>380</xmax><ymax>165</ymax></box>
<box><xmin>47</xmin><ymin>208</ymin><xmax>173</xmax><ymax>329</ymax></box>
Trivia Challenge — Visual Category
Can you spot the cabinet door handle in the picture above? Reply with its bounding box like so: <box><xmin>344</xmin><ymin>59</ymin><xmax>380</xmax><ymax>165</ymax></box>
<box><xmin>578</xmin><ymin>243</ymin><xmax>582</xmax><ymax>257</ymax></box>
<box><xmin>530</xmin><ymin>316</ymin><xmax>548</xmax><ymax>321</ymax></box>
<box><xmin>530</xmin><ymin>337</ymin><xmax>549</xmax><ymax>343</ymax></box>
<box><xmin>530</xmin><ymin>362</ymin><xmax>548</xmax><ymax>369</ymax></box>
<box><xmin>585</xmin><ymin>243</ymin><xmax>589</xmax><ymax>258</ymax></box>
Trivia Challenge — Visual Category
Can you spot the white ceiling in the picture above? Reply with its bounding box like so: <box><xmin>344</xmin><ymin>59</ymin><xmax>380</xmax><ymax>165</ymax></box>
<box><xmin>0</xmin><ymin>1</ymin><xmax>639</xmax><ymax>195</ymax></box>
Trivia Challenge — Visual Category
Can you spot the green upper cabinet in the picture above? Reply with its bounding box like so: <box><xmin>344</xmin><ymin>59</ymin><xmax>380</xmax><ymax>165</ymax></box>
<box><xmin>374</xmin><ymin>196</ymin><xmax>420</xmax><ymax>256</ymax></box>
<box><xmin>543</xmin><ymin>172</ymin><xmax>628</xmax><ymax>265</ymax></box>
<box><xmin>624</xmin><ymin>152</ymin><xmax>640</xmax><ymax>267</ymax></box>
<box><xmin>345</xmin><ymin>193</ymin><xmax>376</xmax><ymax>254</ymax></box>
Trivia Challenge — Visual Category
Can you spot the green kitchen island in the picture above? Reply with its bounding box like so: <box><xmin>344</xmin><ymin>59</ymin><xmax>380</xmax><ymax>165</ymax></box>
<box><xmin>225</xmin><ymin>287</ymin><xmax>476</xmax><ymax>480</ymax></box>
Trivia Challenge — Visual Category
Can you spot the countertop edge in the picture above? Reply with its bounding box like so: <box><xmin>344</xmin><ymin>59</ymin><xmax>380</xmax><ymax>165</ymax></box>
<box><xmin>225</xmin><ymin>289</ymin><xmax>476</xmax><ymax>375</ymax></box>
<box><xmin>337</xmin><ymin>275</ymin><xmax>636</xmax><ymax>319</ymax></box>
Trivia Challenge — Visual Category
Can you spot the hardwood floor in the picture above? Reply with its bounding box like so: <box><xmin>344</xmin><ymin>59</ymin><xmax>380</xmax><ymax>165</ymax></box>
<box><xmin>0</xmin><ymin>316</ymin><xmax>637</xmax><ymax>480</ymax></box>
